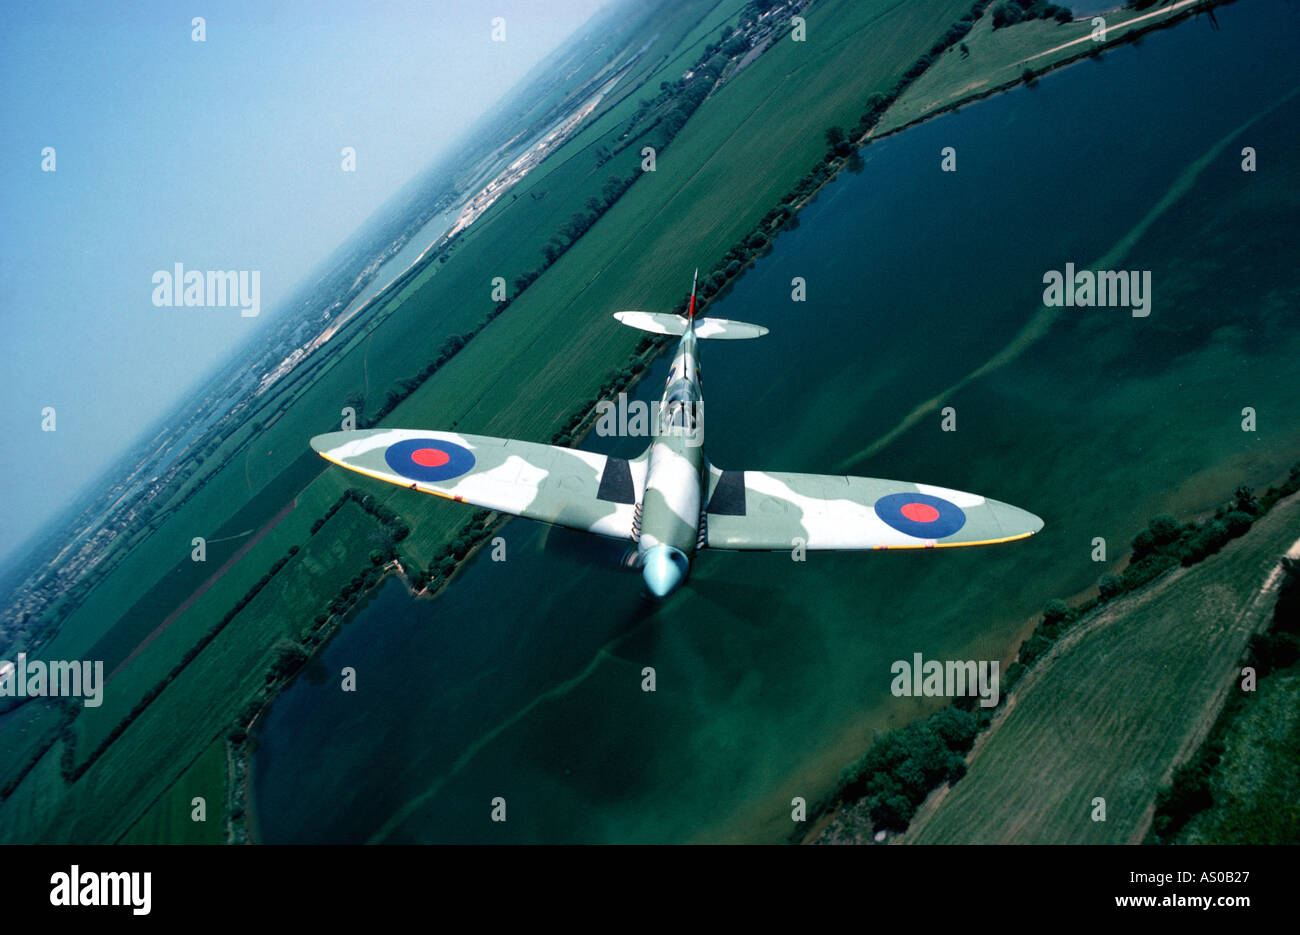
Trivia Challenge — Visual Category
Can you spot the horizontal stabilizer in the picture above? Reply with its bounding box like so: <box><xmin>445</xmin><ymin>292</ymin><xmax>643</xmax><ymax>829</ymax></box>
<box><xmin>614</xmin><ymin>311</ymin><xmax>767</xmax><ymax>339</ymax></box>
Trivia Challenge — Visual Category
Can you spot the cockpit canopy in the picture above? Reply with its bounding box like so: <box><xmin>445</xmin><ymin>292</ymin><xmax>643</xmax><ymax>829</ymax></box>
<box><xmin>661</xmin><ymin>386</ymin><xmax>702</xmax><ymax>432</ymax></box>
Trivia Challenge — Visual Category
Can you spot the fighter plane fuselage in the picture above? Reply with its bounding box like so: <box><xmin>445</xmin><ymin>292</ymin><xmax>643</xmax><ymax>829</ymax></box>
<box><xmin>637</xmin><ymin>328</ymin><xmax>706</xmax><ymax>596</ymax></box>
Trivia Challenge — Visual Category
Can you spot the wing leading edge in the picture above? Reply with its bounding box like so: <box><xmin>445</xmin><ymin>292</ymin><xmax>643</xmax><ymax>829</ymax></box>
<box><xmin>702</xmin><ymin>465</ymin><xmax>1043</xmax><ymax>551</ymax></box>
<box><xmin>310</xmin><ymin>429</ymin><xmax>645</xmax><ymax>540</ymax></box>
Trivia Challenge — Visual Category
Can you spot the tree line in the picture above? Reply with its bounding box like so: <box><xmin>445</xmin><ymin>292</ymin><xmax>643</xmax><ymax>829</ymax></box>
<box><xmin>992</xmin><ymin>1</ymin><xmax>1073</xmax><ymax>29</ymax></box>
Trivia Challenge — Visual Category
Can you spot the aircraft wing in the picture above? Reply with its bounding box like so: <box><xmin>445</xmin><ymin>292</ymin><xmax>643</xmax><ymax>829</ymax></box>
<box><xmin>310</xmin><ymin>429</ymin><xmax>644</xmax><ymax>540</ymax></box>
<box><xmin>702</xmin><ymin>466</ymin><xmax>1043</xmax><ymax>551</ymax></box>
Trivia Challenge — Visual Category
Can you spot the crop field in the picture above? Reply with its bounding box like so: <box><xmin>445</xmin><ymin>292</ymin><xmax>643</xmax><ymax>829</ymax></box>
<box><xmin>36</xmin><ymin>450</ymin><xmax>322</xmax><ymax>666</ymax></box>
<box><xmin>71</xmin><ymin>499</ymin><xmax>381</xmax><ymax>760</ymax></box>
<box><xmin>0</xmin><ymin>701</ymin><xmax>65</xmax><ymax>793</ymax></box>
<box><xmin>0</xmin><ymin>500</ymin><xmax>386</xmax><ymax>843</ymax></box>
<box><xmin>117</xmin><ymin>738</ymin><xmax>227</xmax><ymax>845</ymax></box>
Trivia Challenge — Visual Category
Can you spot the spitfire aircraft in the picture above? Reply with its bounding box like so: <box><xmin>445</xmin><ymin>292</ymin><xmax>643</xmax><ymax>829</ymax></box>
<box><xmin>311</xmin><ymin>273</ymin><xmax>1043</xmax><ymax>597</ymax></box>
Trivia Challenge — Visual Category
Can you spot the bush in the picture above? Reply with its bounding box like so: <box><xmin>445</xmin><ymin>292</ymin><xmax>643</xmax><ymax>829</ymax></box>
<box><xmin>1148</xmin><ymin>514</ymin><xmax>1183</xmax><ymax>546</ymax></box>
<box><xmin>928</xmin><ymin>706</ymin><xmax>980</xmax><ymax>752</ymax></box>
<box><xmin>1223</xmin><ymin>510</ymin><xmax>1253</xmax><ymax>538</ymax></box>
<box><xmin>993</xmin><ymin>2</ymin><xmax>1024</xmax><ymax>28</ymax></box>
<box><xmin>1122</xmin><ymin>552</ymin><xmax>1178</xmax><ymax>590</ymax></box>
<box><xmin>1043</xmin><ymin>599</ymin><xmax>1071</xmax><ymax>627</ymax></box>
<box><xmin>1097</xmin><ymin>572</ymin><xmax>1124</xmax><ymax>601</ymax></box>
<box><xmin>1131</xmin><ymin>527</ymin><xmax>1156</xmax><ymax>558</ymax></box>
<box><xmin>1149</xmin><ymin>746</ymin><xmax>1221</xmax><ymax>842</ymax></box>
<box><xmin>1248</xmin><ymin>631</ymin><xmax>1300</xmax><ymax>674</ymax></box>
<box><xmin>1182</xmin><ymin>520</ymin><xmax>1229</xmax><ymax>565</ymax></box>
<box><xmin>1003</xmin><ymin>660</ymin><xmax>1028</xmax><ymax>692</ymax></box>
<box><xmin>1018</xmin><ymin>632</ymin><xmax>1054</xmax><ymax>667</ymax></box>
<box><xmin>270</xmin><ymin>641</ymin><xmax>309</xmax><ymax>680</ymax></box>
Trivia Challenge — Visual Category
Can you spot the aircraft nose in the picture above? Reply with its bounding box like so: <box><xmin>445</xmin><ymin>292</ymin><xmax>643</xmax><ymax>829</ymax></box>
<box><xmin>641</xmin><ymin>545</ymin><xmax>689</xmax><ymax>598</ymax></box>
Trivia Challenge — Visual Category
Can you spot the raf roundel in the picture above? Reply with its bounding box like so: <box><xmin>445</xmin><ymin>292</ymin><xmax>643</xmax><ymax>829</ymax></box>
<box><xmin>384</xmin><ymin>438</ymin><xmax>475</xmax><ymax>484</ymax></box>
<box><xmin>874</xmin><ymin>491</ymin><xmax>966</xmax><ymax>540</ymax></box>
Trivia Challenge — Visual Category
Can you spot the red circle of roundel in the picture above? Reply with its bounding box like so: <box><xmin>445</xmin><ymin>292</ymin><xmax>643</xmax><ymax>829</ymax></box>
<box><xmin>874</xmin><ymin>492</ymin><xmax>966</xmax><ymax>539</ymax></box>
<box><xmin>384</xmin><ymin>438</ymin><xmax>475</xmax><ymax>483</ymax></box>
<box><xmin>411</xmin><ymin>447</ymin><xmax>451</xmax><ymax>468</ymax></box>
<box><xmin>900</xmin><ymin>502</ymin><xmax>940</xmax><ymax>523</ymax></box>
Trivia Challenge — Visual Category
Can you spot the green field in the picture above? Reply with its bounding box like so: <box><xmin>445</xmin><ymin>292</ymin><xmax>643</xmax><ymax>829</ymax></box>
<box><xmin>118</xmin><ymin>738</ymin><xmax>227</xmax><ymax>845</ymax></box>
<box><xmin>904</xmin><ymin>494</ymin><xmax>1300</xmax><ymax>845</ymax></box>
<box><xmin>1176</xmin><ymin>667</ymin><xmax>1300</xmax><ymax>844</ymax></box>
<box><xmin>0</xmin><ymin>701</ymin><xmax>66</xmax><ymax>795</ymax></box>
<box><xmin>70</xmin><ymin>498</ymin><xmax>380</xmax><ymax>761</ymax></box>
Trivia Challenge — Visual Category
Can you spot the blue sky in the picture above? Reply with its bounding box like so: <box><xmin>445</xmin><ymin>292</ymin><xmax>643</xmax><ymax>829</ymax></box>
<box><xmin>0</xmin><ymin>0</ymin><xmax>608</xmax><ymax>567</ymax></box>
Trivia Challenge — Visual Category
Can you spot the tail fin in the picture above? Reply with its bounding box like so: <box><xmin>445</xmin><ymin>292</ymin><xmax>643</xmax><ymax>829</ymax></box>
<box><xmin>687</xmin><ymin>268</ymin><xmax>698</xmax><ymax>321</ymax></box>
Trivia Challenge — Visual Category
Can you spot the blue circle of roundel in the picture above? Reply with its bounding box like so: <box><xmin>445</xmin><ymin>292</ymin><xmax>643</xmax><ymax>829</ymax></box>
<box><xmin>874</xmin><ymin>492</ymin><xmax>966</xmax><ymax>540</ymax></box>
<box><xmin>384</xmin><ymin>438</ymin><xmax>476</xmax><ymax>484</ymax></box>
